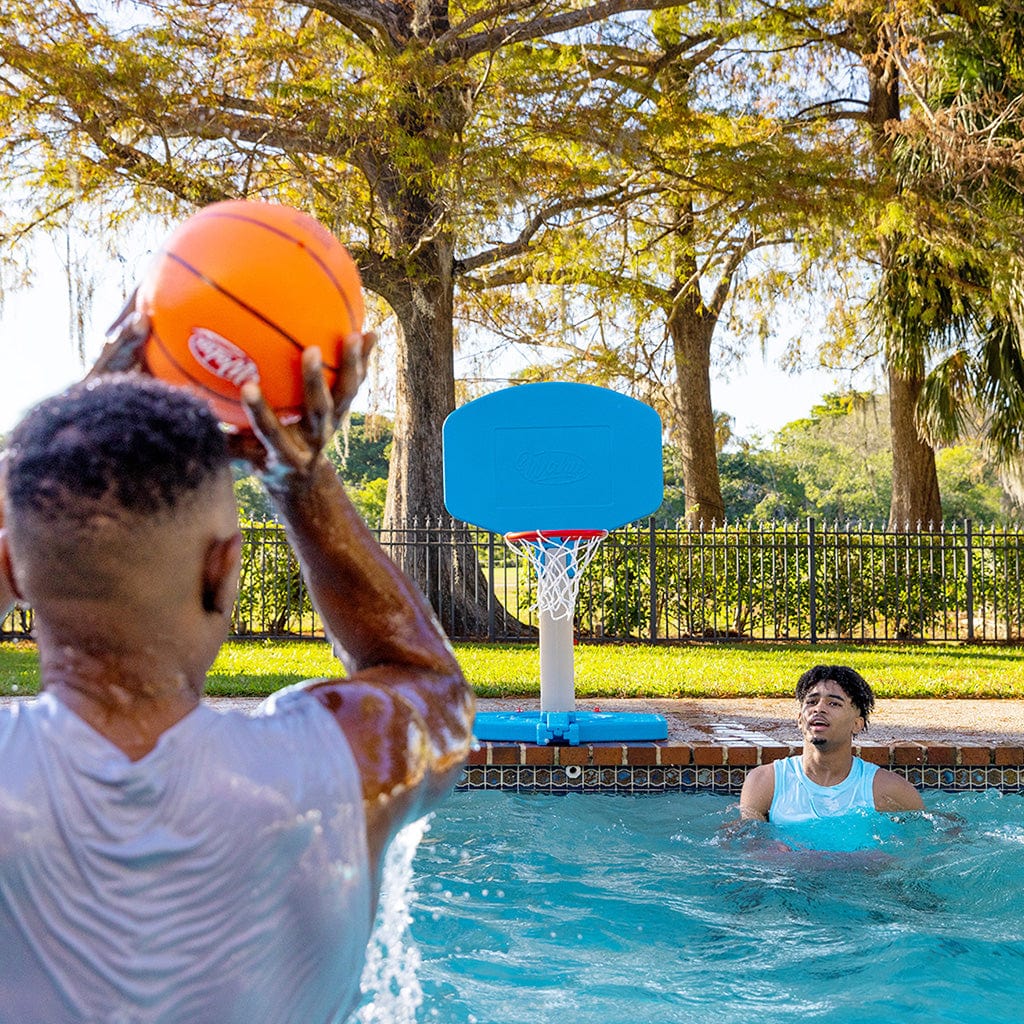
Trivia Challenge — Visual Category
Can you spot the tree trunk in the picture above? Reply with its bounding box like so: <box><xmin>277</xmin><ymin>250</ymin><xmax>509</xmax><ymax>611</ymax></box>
<box><xmin>858</xmin><ymin>19</ymin><xmax>943</xmax><ymax>530</ymax></box>
<box><xmin>375</xmin><ymin>241</ymin><xmax>529</xmax><ymax>637</ymax></box>
<box><xmin>887</xmin><ymin>364</ymin><xmax>942</xmax><ymax>530</ymax></box>
<box><xmin>668</xmin><ymin>303</ymin><xmax>725</xmax><ymax>526</ymax></box>
<box><xmin>354</xmin><ymin>37</ymin><xmax>518</xmax><ymax>638</ymax></box>
<box><xmin>666</xmin><ymin>201</ymin><xmax>726</xmax><ymax>527</ymax></box>
<box><xmin>381</xmin><ymin>247</ymin><xmax>456</xmax><ymax>526</ymax></box>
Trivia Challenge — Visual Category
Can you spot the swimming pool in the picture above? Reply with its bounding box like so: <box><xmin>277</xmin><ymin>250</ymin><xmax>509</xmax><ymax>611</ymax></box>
<box><xmin>356</xmin><ymin>791</ymin><xmax>1024</xmax><ymax>1023</ymax></box>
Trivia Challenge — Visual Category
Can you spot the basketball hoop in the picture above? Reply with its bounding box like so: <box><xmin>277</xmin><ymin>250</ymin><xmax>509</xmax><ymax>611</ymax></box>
<box><xmin>504</xmin><ymin>529</ymin><xmax>608</xmax><ymax>621</ymax></box>
<box><xmin>443</xmin><ymin>383</ymin><xmax>667</xmax><ymax>742</ymax></box>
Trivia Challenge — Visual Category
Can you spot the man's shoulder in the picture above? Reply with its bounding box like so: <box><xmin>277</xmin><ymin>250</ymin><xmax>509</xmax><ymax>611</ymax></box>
<box><xmin>872</xmin><ymin>764</ymin><xmax>925</xmax><ymax>811</ymax></box>
<box><xmin>0</xmin><ymin>694</ymin><xmax>56</xmax><ymax>736</ymax></box>
<box><xmin>225</xmin><ymin>686</ymin><xmax>355</xmax><ymax>762</ymax></box>
<box><xmin>739</xmin><ymin>761</ymin><xmax>777</xmax><ymax>820</ymax></box>
<box><xmin>744</xmin><ymin>757</ymin><xmax>793</xmax><ymax>787</ymax></box>
<box><xmin>250</xmin><ymin>682</ymin><xmax>336</xmax><ymax>718</ymax></box>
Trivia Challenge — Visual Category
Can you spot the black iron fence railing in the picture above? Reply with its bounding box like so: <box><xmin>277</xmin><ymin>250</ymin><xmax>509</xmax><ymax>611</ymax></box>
<box><xmin>4</xmin><ymin>518</ymin><xmax>1024</xmax><ymax>644</ymax></box>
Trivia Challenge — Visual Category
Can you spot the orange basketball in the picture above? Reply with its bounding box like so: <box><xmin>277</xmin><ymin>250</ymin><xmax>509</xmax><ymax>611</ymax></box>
<box><xmin>137</xmin><ymin>200</ymin><xmax>364</xmax><ymax>429</ymax></box>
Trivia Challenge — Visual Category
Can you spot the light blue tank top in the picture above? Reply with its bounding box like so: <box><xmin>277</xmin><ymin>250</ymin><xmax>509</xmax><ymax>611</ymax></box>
<box><xmin>769</xmin><ymin>754</ymin><xmax>879</xmax><ymax>823</ymax></box>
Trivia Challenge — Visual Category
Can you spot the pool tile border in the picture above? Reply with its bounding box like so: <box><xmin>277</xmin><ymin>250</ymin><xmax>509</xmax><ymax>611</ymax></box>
<box><xmin>458</xmin><ymin>741</ymin><xmax>1024</xmax><ymax>794</ymax></box>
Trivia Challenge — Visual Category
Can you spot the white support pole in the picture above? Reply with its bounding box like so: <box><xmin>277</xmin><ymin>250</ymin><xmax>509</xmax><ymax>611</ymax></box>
<box><xmin>539</xmin><ymin>609</ymin><xmax>575</xmax><ymax>712</ymax></box>
<box><xmin>537</xmin><ymin>548</ymin><xmax>576</xmax><ymax>712</ymax></box>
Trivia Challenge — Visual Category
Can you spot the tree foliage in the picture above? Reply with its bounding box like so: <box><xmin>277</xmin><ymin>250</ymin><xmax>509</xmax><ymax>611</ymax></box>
<box><xmin>471</xmin><ymin>7</ymin><xmax>869</xmax><ymax>526</ymax></box>
<box><xmin>882</xmin><ymin>2</ymin><xmax>1024</xmax><ymax>470</ymax></box>
<box><xmin>717</xmin><ymin>390</ymin><xmax>1021</xmax><ymax>525</ymax></box>
<box><xmin>3</xmin><ymin>0</ymin><xmax>1024</xmax><ymax>549</ymax></box>
<box><xmin>0</xmin><ymin>0</ymin><xmax>699</xmax><ymax>523</ymax></box>
<box><xmin>1</xmin><ymin>0</ymin><xmax>718</xmax><ymax>634</ymax></box>
<box><xmin>233</xmin><ymin>411</ymin><xmax>391</xmax><ymax>522</ymax></box>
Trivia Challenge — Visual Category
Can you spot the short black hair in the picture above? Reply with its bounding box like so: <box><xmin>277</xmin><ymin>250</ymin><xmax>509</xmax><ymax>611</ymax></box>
<box><xmin>795</xmin><ymin>665</ymin><xmax>875</xmax><ymax>727</ymax></box>
<box><xmin>4</xmin><ymin>375</ymin><xmax>228</xmax><ymax>521</ymax></box>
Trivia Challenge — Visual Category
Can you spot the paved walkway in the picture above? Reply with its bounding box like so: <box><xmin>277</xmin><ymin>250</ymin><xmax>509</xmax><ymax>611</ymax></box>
<box><xmin>5</xmin><ymin>694</ymin><xmax>1024</xmax><ymax>745</ymax></box>
<box><xmin>6</xmin><ymin>694</ymin><xmax>1023</xmax><ymax>784</ymax></box>
<box><xmin>472</xmin><ymin>696</ymin><xmax>1024</xmax><ymax>746</ymax></box>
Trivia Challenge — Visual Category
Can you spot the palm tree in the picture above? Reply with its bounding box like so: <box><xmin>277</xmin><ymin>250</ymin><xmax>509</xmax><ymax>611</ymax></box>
<box><xmin>876</xmin><ymin>1</ymin><xmax>1024</xmax><ymax>510</ymax></box>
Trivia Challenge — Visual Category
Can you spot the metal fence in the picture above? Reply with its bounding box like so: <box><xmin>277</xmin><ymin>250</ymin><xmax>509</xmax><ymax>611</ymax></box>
<box><xmin>4</xmin><ymin>518</ymin><xmax>1024</xmax><ymax>643</ymax></box>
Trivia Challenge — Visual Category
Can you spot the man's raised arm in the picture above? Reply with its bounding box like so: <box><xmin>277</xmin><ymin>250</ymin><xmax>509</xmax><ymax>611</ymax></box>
<box><xmin>0</xmin><ymin>465</ymin><xmax>18</xmax><ymax>619</ymax></box>
<box><xmin>241</xmin><ymin>341</ymin><xmax>474</xmax><ymax>882</ymax></box>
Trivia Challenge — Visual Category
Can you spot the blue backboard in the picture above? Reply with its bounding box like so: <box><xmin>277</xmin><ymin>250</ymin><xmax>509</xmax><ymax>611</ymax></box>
<box><xmin>443</xmin><ymin>382</ymin><xmax>663</xmax><ymax>535</ymax></box>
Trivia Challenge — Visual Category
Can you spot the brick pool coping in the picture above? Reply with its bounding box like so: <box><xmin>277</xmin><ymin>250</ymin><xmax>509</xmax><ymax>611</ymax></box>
<box><xmin>458</xmin><ymin>697</ymin><xmax>1024</xmax><ymax>792</ymax></box>
<box><xmin>4</xmin><ymin>694</ymin><xmax>1020</xmax><ymax>792</ymax></box>
<box><xmin>466</xmin><ymin>739</ymin><xmax>1024</xmax><ymax>769</ymax></box>
<box><xmin>459</xmin><ymin>740</ymin><xmax>1024</xmax><ymax>793</ymax></box>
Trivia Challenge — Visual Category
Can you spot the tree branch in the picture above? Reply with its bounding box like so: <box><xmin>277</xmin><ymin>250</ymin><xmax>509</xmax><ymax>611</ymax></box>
<box><xmin>706</xmin><ymin>229</ymin><xmax>760</xmax><ymax>316</ymax></box>
<box><xmin>457</xmin><ymin>179</ymin><xmax>659</xmax><ymax>274</ymax></box>
<box><xmin>73</xmin><ymin>106</ymin><xmax>232</xmax><ymax>207</ymax></box>
<box><xmin>282</xmin><ymin>0</ymin><xmax>409</xmax><ymax>49</ymax></box>
<box><xmin>453</xmin><ymin>0</ymin><xmax>705</xmax><ymax>61</ymax></box>
<box><xmin>794</xmin><ymin>97</ymin><xmax>869</xmax><ymax>119</ymax></box>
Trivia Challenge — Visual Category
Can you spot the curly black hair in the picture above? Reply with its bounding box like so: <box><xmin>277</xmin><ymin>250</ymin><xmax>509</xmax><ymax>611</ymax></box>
<box><xmin>795</xmin><ymin>665</ymin><xmax>875</xmax><ymax>727</ymax></box>
<box><xmin>4</xmin><ymin>375</ymin><xmax>228</xmax><ymax>521</ymax></box>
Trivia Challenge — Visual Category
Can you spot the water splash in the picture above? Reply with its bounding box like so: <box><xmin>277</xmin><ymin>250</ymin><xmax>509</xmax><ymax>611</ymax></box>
<box><xmin>356</xmin><ymin>815</ymin><xmax>430</xmax><ymax>1023</ymax></box>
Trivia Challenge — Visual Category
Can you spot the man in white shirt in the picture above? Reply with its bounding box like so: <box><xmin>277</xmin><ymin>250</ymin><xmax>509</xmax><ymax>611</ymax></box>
<box><xmin>0</xmin><ymin>327</ymin><xmax>473</xmax><ymax>1023</ymax></box>
<box><xmin>739</xmin><ymin>665</ymin><xmax>923</xmax><ymax>823</ymax></box>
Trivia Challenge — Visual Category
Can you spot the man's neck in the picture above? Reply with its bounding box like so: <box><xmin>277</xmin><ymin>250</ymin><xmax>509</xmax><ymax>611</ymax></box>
<box><xmin>39</xmin><ymin>645</ymin><xmax>201</xmax><ymax>761</ymax></box>
<box><xmin>801</xmin><ymin>744</ymin><xmax>856</xmax><ymax>788</ymax></box>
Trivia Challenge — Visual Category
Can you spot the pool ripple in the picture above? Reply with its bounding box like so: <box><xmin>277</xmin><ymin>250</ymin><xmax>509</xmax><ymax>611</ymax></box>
<box><xmin>354</xmin><ymin>791</ymin><xmax>1024</xmax><ymax>1024</ymax></box>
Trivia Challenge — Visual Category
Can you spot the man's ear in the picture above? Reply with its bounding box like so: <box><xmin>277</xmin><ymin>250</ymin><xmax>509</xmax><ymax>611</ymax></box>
<box><xmin>0</xmin><ymin>529</ymin><xmax>23</xmax><ymax>608</ymax></box>
<box><xmin>201</xmin><ymin>532</ymin><xmax>242</xmax><ymax>616</ymax></box>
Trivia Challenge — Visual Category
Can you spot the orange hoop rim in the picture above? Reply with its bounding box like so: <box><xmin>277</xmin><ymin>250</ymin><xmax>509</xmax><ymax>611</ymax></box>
<box><xmin>505</xmin><ymin>529</ymin><xmax>608</xmax><ymax>544</ymax></box>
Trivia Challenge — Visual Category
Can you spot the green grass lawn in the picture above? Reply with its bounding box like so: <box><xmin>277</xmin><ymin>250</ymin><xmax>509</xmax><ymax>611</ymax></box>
<box><xmin>2</xmin><ymin>638</ymin><xmax>1023</xmax><ymax>699</ymax></box>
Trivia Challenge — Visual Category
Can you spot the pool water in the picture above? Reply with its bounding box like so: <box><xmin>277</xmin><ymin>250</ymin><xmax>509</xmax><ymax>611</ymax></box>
<box><xmin>356</xmin><ymin>791</ymin><xmax>1024</xmax><ymax>1024</ymax></box>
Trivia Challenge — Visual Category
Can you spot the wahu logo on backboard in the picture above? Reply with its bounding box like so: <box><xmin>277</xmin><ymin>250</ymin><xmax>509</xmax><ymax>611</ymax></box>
<box><xmin>515</xmin><ymin>451</ymin><xmax>588</xmax><ymax>485</ymax></box>
<box><xmin>188</xmin><ymin>328</ymin><xmax>260</xmax><ymax>387</ymax></box>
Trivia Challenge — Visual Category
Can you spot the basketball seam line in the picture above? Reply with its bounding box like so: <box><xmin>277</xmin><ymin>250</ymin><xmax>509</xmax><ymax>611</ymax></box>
<box><xmin>184</xmin><ymin>210</ymin><xmax>359</xmax><ymax>336</ymax></box>
<box><xmin>163</xmin><ymin>248</ymin><xmax>343</xmax><ymax>371</ymax></box>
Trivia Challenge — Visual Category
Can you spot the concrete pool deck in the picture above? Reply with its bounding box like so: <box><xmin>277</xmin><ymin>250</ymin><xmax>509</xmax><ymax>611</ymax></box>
<box><xmin>463</xmin><ymin>698</ymin><xmax>1024</xmax><ymax>788</ymax></box>
<box><xmin>5</xmin><ymin>694</ymin><xmax>1023</xmax><ymax>788</ymax></box>
<box><xmin>6</xmin><ymin>693</ymin><xmax>1024</xmax><ymax>747</ymax></box>
<box><xmin>473</xmin><ymin>696</ymin><xmax>1024</xmax><ymax>746</ymax></box>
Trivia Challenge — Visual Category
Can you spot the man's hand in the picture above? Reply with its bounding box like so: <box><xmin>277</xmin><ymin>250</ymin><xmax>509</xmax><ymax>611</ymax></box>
<box><xmin>236</xmin><ymin>332</ymin><xmax>375</xmax><ymax>481</ymax></box>
<box><xmin>87</xmin><ymin>290</ymin><xmax>149</xmax><ymax>378</ymax></box>
<box><xmin>89</xmin><ymin>288</ymin><xmax>375</xmax><ymax>481</ymax></box>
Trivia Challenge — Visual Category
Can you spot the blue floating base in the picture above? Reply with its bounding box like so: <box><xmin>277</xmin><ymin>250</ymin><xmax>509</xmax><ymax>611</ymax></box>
<box><xmin>474</xmin><ymin>710</ymin><xmax>668</xmax><ymax>746</ymax></box>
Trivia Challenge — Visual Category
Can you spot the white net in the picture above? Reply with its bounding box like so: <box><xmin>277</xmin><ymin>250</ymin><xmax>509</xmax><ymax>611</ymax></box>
<box><xmin>504</xmin><ymin>530</ymin><xmax>608</xmax><ymax>621</ymax></box>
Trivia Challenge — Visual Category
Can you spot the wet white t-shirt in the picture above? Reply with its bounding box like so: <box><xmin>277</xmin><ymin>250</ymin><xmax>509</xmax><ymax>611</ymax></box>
<box><xmin>0</xmin><ymin>688</ymin><xmax>371</xmax><ymax>1024</ymax></box>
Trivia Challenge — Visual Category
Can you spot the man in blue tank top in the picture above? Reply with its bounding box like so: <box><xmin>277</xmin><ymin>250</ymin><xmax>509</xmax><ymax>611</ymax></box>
<box><xmin>739</xmin><ymin>665</ymin><xmax>923</xmax><ymax>822</ymax></box>
<box><xmin>0</xmin><ymin>321</ymin><xmax>474</xmax><ymax>1023</ymax></box>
